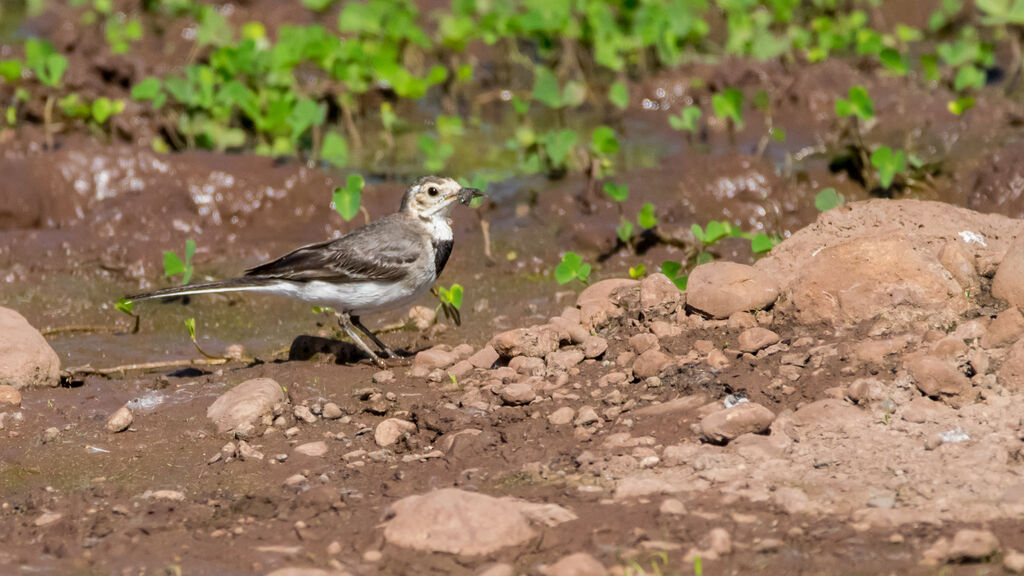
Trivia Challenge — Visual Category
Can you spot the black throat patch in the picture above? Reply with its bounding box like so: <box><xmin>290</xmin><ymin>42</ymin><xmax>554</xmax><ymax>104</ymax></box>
<box><xmin>433</xmin><ymin>239</ymin><xmax>454</xmax><ymax>276</ymax></box>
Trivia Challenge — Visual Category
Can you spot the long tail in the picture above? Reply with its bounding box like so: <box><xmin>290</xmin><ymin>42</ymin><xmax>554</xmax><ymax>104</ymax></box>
<box><xmin>126</xmin><ymin>277</ymin><xmax>278</xmax><ymax>302</ymax></box>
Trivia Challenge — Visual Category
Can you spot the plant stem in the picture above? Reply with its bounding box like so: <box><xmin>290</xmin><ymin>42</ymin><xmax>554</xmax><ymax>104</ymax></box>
<box><xmin>44</xmin><ymin>94</ymin><xmax>54</xmax><ymax>150</ymax></box>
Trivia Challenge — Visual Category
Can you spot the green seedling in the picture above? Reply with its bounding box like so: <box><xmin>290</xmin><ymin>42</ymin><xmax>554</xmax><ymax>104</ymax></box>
<box><xmin>91</xmin><ymin>97</ymin><xmax>125</xmax><ymax>124</ymax></box>
<box><xmin>668</xmin><ymin>105</ymin><xmax>702</xmax><ymax>133</ymax></box>
<box><xmin>542</xmin><ymin>129</ymin><xmax>578</xmax><ymax>170</ymax></box>
<box><xmin>834</xmin><ymin>85</ymin><xmax>874</xmax><ymax>120</ymax></box>
<box><xmin>531</xmin><ymin>65</ymin><xmax>585</xmax><ymax>109</ymax></box>
<box><xmin>608</xmin><ymin>80</ymin><xmax>629</xmax><ymax>110</ymax></box>
<box><xmin>878</xmin><ymin>48</ymin><xmax>908</xmax><ymax>76</ymax></box>
<box><xmin>302</xmin><ymin>0</ymin><xmax>336</xmax><ymax>11</ymax></box>
<box><xmin>437</xmin><ymin>283</ymin><xmax>463</xmax><ymax>325</ymax></box>
<box><xmin>712</xmin><ymin>88</ymin><xmax>744</xmax><ymax>131</ymax></box>
<box><xmin>660</xmin><ymin>261</ymin><xmax>687</xmax><ymax>290</ymax></box>
<box><xmin>814</xmin><ymin>188</ymin><xmax>846</xmax><ymax>211</ymax></box>
<box><xmin>948</xmin><ymin>96</ymin><xmax>976</xmax><ymax>115</ymax></box>
<box><xmin>555</xmin><ymin>252</ymin><xmax>591</xmax><ymax>285</ymax></box>
<box><xmin>871</xmin><ymin>146</ymin><xmax>907</xmax><ymax>189</ymax></box>
<box><xmin>616</xmin><ymin>218</ymin><xmax>634</xmax><ymax>245</ymax></box>
<box><xmin>750</xmin><ymin>233</ymin><xmax>780</xmax><ymax>254</ymax></box>
<box><xmin>954</xmin><ymin>65</ymin><xmax>985</xmax><ymax>91</ymax></box>
<box><xmin>164</xmin><ymin>238</ymin><xmax>196</xmax><ymax>285</ymax></box>
<box><xmin>320</xmin><ymin>132</ymin><xmax>348</xmax><ymax>168</ymax></box>
<box><xmin>131</xmin><ymin>77</ymin><xmax>166</xmax><ymax>108</ymax></box>
<box><xmin>637</xmin><ymin>202</ymin><xmax>657</xmax><ymax>229</ymax></box>
<box><xmin>0</xmin><ymin>60</ymin><xmax>21</xmax><ymax>83</ymax></box>
<box><xmin>105</xmin><ymin>16</ymin><xmax>143</xmax><ymax>54</ymax></box>
<box><xmin>628</xmin><ymin>264</ymin><xmax>646</xmax><ymax>279</ymax></box>
<box><xmin>185</xmin><ymin>317</ymin><xmax>223</xmax><ymax>360</ymax></box>
<box><xmin>603</xmin><ymin>182</ymin><xmax>628</xmax><ymax>203</ymax></box>
<box><xmin>332</xmin><ymin>173</ymin><xmax>364</xmax><ymax>221</ymax></box>
<box><xmin>114</xmin><ymin>297</ymin><xmax>135</xmax><ymax>315</ymax></box>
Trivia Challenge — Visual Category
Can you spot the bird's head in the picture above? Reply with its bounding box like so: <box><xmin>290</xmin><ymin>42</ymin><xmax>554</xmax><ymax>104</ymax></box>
<box><xmin>400</xmin><ymin>176</ymin><xmax>483</xmax><ymax>221</ymax></box>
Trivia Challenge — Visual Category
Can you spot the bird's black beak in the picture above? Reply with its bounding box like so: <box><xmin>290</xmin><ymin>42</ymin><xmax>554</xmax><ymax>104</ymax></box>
<box><xmin>457</xmin><ymin>187</ymin><xmax>484</xmax><ymax>205</ymax></box>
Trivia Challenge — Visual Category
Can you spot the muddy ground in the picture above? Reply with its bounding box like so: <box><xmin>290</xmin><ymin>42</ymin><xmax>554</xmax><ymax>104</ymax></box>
<box><xmin>4</xmin><ymin>1</ymin><xmax>1024</xmax><ymax>575</ymax></box>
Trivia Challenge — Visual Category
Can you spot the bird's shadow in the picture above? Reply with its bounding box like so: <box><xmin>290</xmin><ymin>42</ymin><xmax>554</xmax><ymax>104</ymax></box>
<box><xmin>287</xmin><ymin>335</ymin><xmax>418</xmax><ymax>366</ymax></box>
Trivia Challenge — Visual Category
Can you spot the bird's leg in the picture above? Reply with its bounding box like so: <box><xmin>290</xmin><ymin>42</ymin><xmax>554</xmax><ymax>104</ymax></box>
<box><xmin>350</xmin><ymin>315</ymin><xmax>399</xmax><ymax>358</ymax></box>
<box><xmin>337</xmin><ymin>312</ymin><xmax>387</xmax><ymax>369</ymax></box>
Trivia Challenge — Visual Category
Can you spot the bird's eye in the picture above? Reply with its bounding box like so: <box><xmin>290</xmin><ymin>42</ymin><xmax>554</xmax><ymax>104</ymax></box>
<box><xmin>428</xmin><ymin>187</ymin><xmax>439</xmax><ymax>197</ymax></box>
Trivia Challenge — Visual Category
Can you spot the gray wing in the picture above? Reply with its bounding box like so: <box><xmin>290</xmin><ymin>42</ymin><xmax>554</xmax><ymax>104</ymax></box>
<box><xmin>244</xmin><ymin>215</ymin><xmax>425</xmax><ymax>283</ymax></box>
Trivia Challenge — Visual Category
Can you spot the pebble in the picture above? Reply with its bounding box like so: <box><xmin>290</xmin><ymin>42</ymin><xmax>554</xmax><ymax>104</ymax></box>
<box><xmin>374</xmin><ymin>418</ymin><xmax>417</xmax><ymax>447</ymax></box>
<box><xmin>659</xmin><ymin>498</ymin><xmax>686</xmax><ymax>515</ymax></box>
<box><xmin>738</xmin><ymin>327</ymin><xmax>781</xmax><ymax>353</ymax></box>
<box><xmin>947</xmin><ymin>529</ymin><xmax>1000</xmax><ymax>562</ymax></box>
<box><xmin>700</xmin><ymin>403</ymin><xmax>776</xmax><ymax>444</ymax></box>
<box><xmin>1005</xmin><ymin>550</ymin><xmax>1024</xmax><ymax>574</ymax></box>
<box><xmin>42</xmin><ymin>427</ymin><xmax>60</xmax><ymax>443</ymax></box>
<box><xmin>105</xmin><ymin>406</ymin><xmax>133</xmax><ymax>433</ymax></box>
<box><xmin>0</xmin><ymin>385</ymin><xmax>22</xmax><ymax>406</ymax></box>
<box><xmin>582</xmin><ymin>336</ymin><xmax>608</xmax><ymax>359</ymax></box>
<box><xmin>284</xmin><ymin>474</ymin><xmax>307</xmax><ymax>488</ymax></box>
<box><xmin>372</xmin><ymin>370</ymin><xmax>395</xmax><ymax>384</ymax></box>
<box><xmin>468</xmin><ymin>345</ymin><xmax>500</xmax><ymax>369</ymax></box>
<box><xmin>541</xmin><ymin>552</ymin><xmax>607</xmax><ymax>576</ymax></box>
<box><xmin>293</xmin><ymin>405</ymin><xmax>318</xmax><ymax>424</ymax></box>
<box><xmin>322</xmin><ymin>402</ymin><xmax>344</xmax><ymax>420</ymax></box>
<box><xmin>548</xmin><ymin>407</ymin><xmax>575</xmax><ymax>425</ymax></box>
<box><xmin>34</xmin><ymin>512</ymin><xmax>63</xmax><ymax>527</ymax></box>
<box><xmin>293</xmin><ymin>441</ymin><xmax>328</xmax><ymax>457</ymax></box>
<box><xmin>574</xmin><ymin>406</ymin><xmax>600</xmax><ymax>427</ymax></box>
<box><xmin>500</xmin><ymin>382</ymin><xmax>536</xmax><ymax>406</ymax></box>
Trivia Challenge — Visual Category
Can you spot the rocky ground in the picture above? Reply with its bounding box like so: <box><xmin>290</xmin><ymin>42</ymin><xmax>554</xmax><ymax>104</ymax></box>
<box><xmin>3</xmin><ymin>199</ymin><xmax>1024</xmax><ymax>575</ymax></box>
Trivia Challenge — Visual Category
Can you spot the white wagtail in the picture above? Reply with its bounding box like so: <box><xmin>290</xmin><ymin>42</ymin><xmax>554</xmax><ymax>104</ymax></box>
<box><xmin>126</xmin><ymin>176</ymin><xmax>483</xmax><ymax>368</ymax></box>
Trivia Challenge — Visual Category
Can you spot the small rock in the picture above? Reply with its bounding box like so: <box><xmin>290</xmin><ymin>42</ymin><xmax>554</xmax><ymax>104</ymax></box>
<box><xmin>905</xmin><ymin>355</ymin><xmax>970</xmax><ymax>397</ymax></box>
<box><xmin>633</xmin><ymin>349</ymin><xmax>671</xmax><ymax>379</ymax></box>
<box><xmin>284</xmin><ymin>474</ymin><xmax>307</xmax><ymax>488</ymax></box>
<box><xmin>0</xmin><ymin>307</ymin><xmax>61</xmax><ymax>389</ymax></box>
<box><xmin>42</xmin><ymin>427</ymin><xmax>60</xmax><ymax>443</ymax></box>
<box><xmin>700</xmin><ymin>403</ymin><xmax>775</xmax><ymax>444</ymax></box>
<box><xmin>629</xmin><ymin>333</ymin><xmax>660</xmax><ymax>355</ymax></box>
<box><xmin>448</xmin><ymin>360</ymin><xmax>475</xmax><ymax>381</ymax></box>
<box><xmin>686</xmin><ymin>262</ymin><xmax>779</xmax><ymax>319</ymax></box>
<box><xmin>500</xmin><ymin>383</ymin><xmax>536</xmax><ymax>406</ymax></box>
<box><xmin>548</xmin><ymin>349</ymin><xmax>585</xmax><ymax>371</ymax></box>
<box><xmin>574</xmin><ymin>406</ymin><xmax>600</xmax><ymax>427</ymax></box>
<box><xmin>408</xmin><ymin>305</ymin><xmax>436</xmax><ymax>330</ymax></box>
<box><xmin>982</xmin><ymin>307</ymin><xmax>1024</xmax><ymax>349</ymax></box>
<box><xmin>541</xmin><ymin>552</ymin><xmax>607</xmax><ymax>576</ymax></box>
<box><xmin>640</xmin><ymin>273</ymin><xmax>682</xmax><ymax>315</ymax></box>
<box><xmin>293</xmin><ymin>405</ymin><xmax>318</xmax><ymax>424</ymax></box>
<box><xmin>947</xmin><ymin>529</ymin><xmax>1000</xmax><ymax>562</ymax></box>
<box><xmin>737</xmin><ymin>327</ymin><xmax>780</xmax><ymax>353</ymax></box>
<box><xmin>34</xmin><ymin>512</ymin><xmax>63</xmax><ymax>527</ymax></box>
<box><xmin>468</xmin><ymin>345</ymin><xmax>500</xmax><ymax>369</ymax></box>
<box><xmin>0</xmin><ymin>385</ymin><xmax>22</xmax><ymax>406</ymax></box>
<box><xmin>207</xmin><ymin>378</ymin><xmax>287</xmax><ymax>435</ymax></box>
<box><xmin>548</xmin><ymin>407</ymin><xmax>575</xmax><ymax>426</ymax></box>
<box><xmin>105</xmin><ymin>406</ymin><xmax>133</xmax><ymax>433</ymax></box>
<box><xmin>993</xmin><ymin>235</ymin><xmax>1024</xmax><ymax>310</ymax></box>
<box><xmin>327</xmin><ymin>541</ymin><xmax>343</xmax><ymax>555</ymax></box>
<box><xmin>510</xmin><ymin>356</ymin><xmax>546</xmax><ymax>376</ymax></box>
<box><xmin>659</xmin><ymin>498</ymin><xmax>686</xmax><ymax>515</ymax></box>
<box><xmin>322</xmin><ymin>402</ymin><xmax>344</xmax><ymax>420</ymax></box>
<box><xmin>1005</xmin><ymin>550</ymin><xmax>1024</xmax><ymax>574</ymax></box>
<box><xmin>374</xmin><ymin>418</ymin><xmax>417</xmax><ymax>447</ymax></box>
<box><xmin>293</xmin><ymin>441</ymin><xmax>328</xmax><ymax>457</ymax></box>
<box><xmin>491</xmin><ymin>327</ymin><xmax>560</xmax><ymax>358</ymax></box>
<box><xmin>581</xmin><ymin>336</ymin><xmax>608</xmax><ymax>359</ymax></box>
<box><xmin>372</xmin><ymin>370</ymin><xmax>395</xmax><ymax>384</ymax></box>
<box><xmin>415</xmin><ymin>347</ymin><xmax>458</xmax><ymax>370</ymax></box>
<box><xmin>477</xmin><ymin>564</ymin><xmax>515</xmax><ymax>576</ymax></box>
<box><xmin>237</xmin><ymin>440</ymin><xmax>264</xmax><ymax>461</ymax></box>
<box><xmin>144</xmin><ymin>489</ymin><xmax>186</xmax><ymax>502</ymax></box>
<box><xmin>708</xmin><ymin>528</ymin><xmax>732</xmax><ymax>556</ymax></box>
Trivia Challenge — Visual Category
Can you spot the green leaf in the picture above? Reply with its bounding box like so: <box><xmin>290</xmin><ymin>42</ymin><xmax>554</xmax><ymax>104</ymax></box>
<box><xmin>163</xmin><ymin>251</ymin><xmax>186</xmax><ymax>277</ymax></box>
<box><xmin>0</xmin><ymin>60</ymin><xmax>22</xmax><ymax>83</ymax></box>
<box><xmin>185</xmin><ymin>317</ymin><xmax>197</xmax><ymax>342</ymax></box>
<box><xmin>302</xmin><ymin>0</ymin><xmax>335</xmax><ymax>11</ymax></box>
<box><xmin>750</xmin><ymin>233</ymin><xmax>778</xmax><ymax>254</ymax></box>
<box><xmin>437</xmin><ymin>115</ymin><xmax>465</xmax><ymax>138</ymax></box>
<box><xmin>333</xmin><ymin>174</ymin><xmax>364</xmax><ymax>221</ymax></box>
<box><xmin>443</xmin><ymin>284</ymin><xmax>464</xmax><ymax>309</ymax></box>
<box><xmin>948</xmin><ymin>96</ymin><xmax>976</xmax><ymax>115</ymax></box>
<box><xmin>115</xmin><ymin>297</ymin><xmax>135</xmax><ymax>315</ymax></box>
<box><xmin>691</xmin><ymin>223</ymin><xmax>705</xmax><ymax>243</ymax></box>
<box><xmin>603</xmin><ymin>182</ymin><xmax>628</xmax><ymax>203</ymax></box>
<box><xmin>814</xmin><ymin>188</ymin><xmax>846</xmax><ymax>212</ymax></box>
<box><xmin>562</xmin><ymin>81</ymin><xmax>586</xmax><ymax>107</ymax></box>
<box><xmin>871</xmin><ymin>146</ymin><xmax>907</xmax><ymax>189</ymax></box>
<box><xmin>669</xmin><ymin>106</ymin><xmax>702</xmax><ymax>132</ymax></box>
<box><xmin>637</xmin><ymin>202</ymin><xmax>657</xmax><ymax>229</ymax></box>
<box><xmin>921</xmin><ymin>54</ymin><xmax>941</xmax><ymax>83</ymax></box>
<box><xmin>544</xmin><ymin>129</ymin><xmax>578</xmax><ymax>167</ymax></box>
<box><xmin>38</xmin><ymin>53</ymin><xmax>67</xmax><ymax>88</ymax></box>
<box><xmin>660</xmin><ymin>261</ymin><xmax>687</xmax><ymax>290</ymax></box>
<box><xmin>532</xmin><ymin>66</ymin><xmax>562</xmax><ymax>108</ymax></box>
<box><xmin>555</xmin><ymin>252</ymin><xmax>590</xmax><ymax>284</ymax></box>
<box><xmin>616</xmin><ymin>218</ymin><xmax>634</xmax><ymax>244</ymax></box>
<box><xmin>609</xmin><ymin>81</ymin><xmax>629</xmax><ymax>110</ymax></box>
<box><xmin>879</xmin><ymin>48</ymin><xmax>908</xmax><ymax>75</ymax></box>
<box><xmin>703</xmin><ymin>220</ymin><xmax>728</xmax><ymax>244</ymax></box>
<box><xmin>591</xmin><ymin>126</ymin><xmax>619</xmax><ymax>156</ymax></box>
<box><xmin>954</xmin><ymin>65</ymin><xmax>986</xmax><ymax>91</ymax></box>
<box><xmin>321</xmin><ymin>132</ymin><xmax>349</xmax><ymax>168</ymax></box>
<box><xmin>835</xmin><ymin>86</ymin><xmax>874</xmax><ymax>120</ymax></box>
<box><xmin>131</xmin><ymin>77</ymin><xmax>165</xmax><ymax>108</ymax></box>
<box><xmin>711</xmin><ymin>88</ymin><xmax>744</xmax><ymax>130</ymax></box>
<box><xmin>288</xmin><ymin>98</ymin><xmax>327</xmax><ymax>140</ymax></box>
<box><xmin>91</xmin><ymin>97</ymin><xmax>123</xmax><ymax>124</ymax></box>
<box><xmin>629</xmin><ymin>265</ymin><xmax>646</xmax><ymax>279</ymax></box>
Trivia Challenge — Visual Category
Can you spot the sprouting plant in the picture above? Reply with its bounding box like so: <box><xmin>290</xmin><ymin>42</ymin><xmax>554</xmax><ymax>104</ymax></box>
<box><xmin>531</xmin><ymin>66</ymin><xmax>586</xmax><ymax>109</ymax></box>
<box><xmin>628</xmin><ymin>264</ymin><xmax>646</xmax><ymax>279</ymax></box>
<box><xmin>814</xmin><ymin>188</ymin><xmax>846</xmax><ymax>211</ymax></box>
<box><xmin>660</xmin><ymin>261</ymin><xmax>687</xmax><ymax>290</ymax></box>
<box><xmin>555</xmin><ymin>252</ymin><xmax>591</xmax><ymax>285</ymax></box>
<box><xmin>711</xmin><ymin>87</ymin><xmax>744</xmax><ymax>131</ymax></box>
<box><xmin>542</xmin><ymin>129</ymin><xmax>578</xmax><ymax>171</ymax></box>
<box><xmin>185</xmin><ymin>317</ymin><xmax>224</xmax><ymax>360</ymax></box>
<box><xmin>834</xmin><ymin>85</ymin><xmax>875</xmax><ymax>121</ymax></box>
<box><xmin>948</xmin><ymin>96</ymin><xmax>976</xmax><ymax>115</ymax></box>
<box><xmin>616</xmin><ymin>218</ymin><xmax>634</xmax><ymax>245</ymax></box>
<box><xmin>0</xmin><ymin>59</ymin><xmax>22</xmax><ymax>83</ymax></box>
<box><xmin>870</xmin><ymin>146</ymin><xmax>907</xmax><ymax>190</ymax></box>
<box><xmin>332</xmin><ymin>174</ymin><xmax>365</xmax><ymax>222</ymax></box>
<box><xmin>164</xmin><ymin>238</ymin><xmax>196</xmax><ymax>285</ymax></box>
<box><xmin>753</xmin><ymin>89</ymin><xmax>785</xmax><ymax>158</ymax></box>
<box><xmin>302</xmin><ymin>0</ymin><xmax>336</xmax><ymax>11</ymax></box>
<box><xmin>105</xmin><ymin>15</ymin><xmax>143</xmax><ymax>54</ymax></box>
<box><xmin>637</xmin><ymin>202</ymin><xmax>658</xmax><ymax>230</ymax></box>
<box><xmin>115</xmin><ymin>297</ymin><xmax>135</xmax><ymax>315</ymax></box>
<box><xmin>25</xmin><ymin>39</ymin><xmax>67</xmax><ymax>149</ymax></box>
<box><xmin>608</xmin><ymin>80</ymin><xmax>628</xmax><ymax>110</ymax></box>
<box><xmin>603</xmin><ymin>182</ymin><xmax>628</xmax><ymax>203</ymax></box>
<box><xmin>320</xmin><ymin>132</ymin><xmax>348</xmax><ymax>168</ymax></box>
<box><xmin>668</xmin><ymin>105</ymin><xmax>702</xmax><ymax>133</ymax></box>
<box><xmin>694</xmin><ymin>555</ymin><xmax>703</xmax><ymax>576</ymax></box>
<box><xmin>436</xmin><ymin>283</ymin><xmax>463</xmax><ymax>325</ymax></box>
<box><xmin>750</xmin><ymin>233</ymin><xmax>780</xmax><ymax>254</ymax></box>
